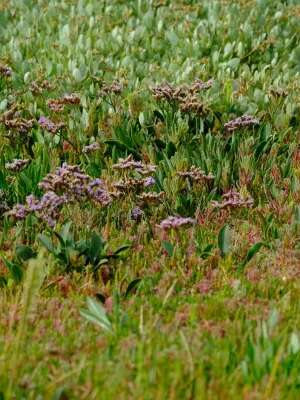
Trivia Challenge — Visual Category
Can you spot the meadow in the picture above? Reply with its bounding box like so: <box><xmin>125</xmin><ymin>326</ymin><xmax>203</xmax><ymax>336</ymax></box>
<box><xmin>1</xmin><ymin>0</ymin><xmax>300</xmax><ymax>398</ymax></box>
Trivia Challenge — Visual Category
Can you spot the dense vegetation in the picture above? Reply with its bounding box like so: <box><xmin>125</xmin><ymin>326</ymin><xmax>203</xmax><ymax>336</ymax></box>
<box><xmin>1</xmin><ymin>0</ymin><xmax>300</xmax><ymax>398</ymax></box>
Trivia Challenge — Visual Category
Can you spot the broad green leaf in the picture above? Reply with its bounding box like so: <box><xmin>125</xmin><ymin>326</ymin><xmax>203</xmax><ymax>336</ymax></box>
<box><xmin>218</xmin><ymin>224</ymin><xmax>231</xmax><ymax>257</ymax></box>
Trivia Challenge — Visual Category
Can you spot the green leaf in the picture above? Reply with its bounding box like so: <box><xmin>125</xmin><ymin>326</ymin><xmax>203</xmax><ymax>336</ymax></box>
<box><xmin>244</xmin><ymin>242</ymin><xmax>265</xmax><ymax>265</ymax></box>
<box><xmin>80</xmin><ymin>297</ymin><xmax>113</xmax><ymax>334</ymax></box>
<box><xmin>124</xmin><ymin>278</ymin><xmax>142</xmax><ymax>298</ymax></box>
<box><xmin>218</xmin><ymin>224</ymin><xmax>231</xmax><ymax>257</ymax></box>
<box><xmin>2</xmin><ymin>257</ymin><xmax>23</xmax><ymax>283</ymax></box>
<box><xmin>112</xmin><ymin>243</ymin><xmax>131</xmax><ymax>257</ymax></box>
<box><xmin>16</xmin><ymin>245</ymin><xmax>36</xmax><ymax>261</ymax></box>
<box><xmin>162</xmin><ymin>241</ymin><xmax>174</xmax><ymax>257</ymax></box>
<box><xmin>59</xmin><ymin>221</ymin><xmax>73</xmax><ymax>243</ymax></box>
<box><xmin>90</xmin><ymin>232</ymin><xmax>104</xmax><ymax>263</ymax></box>
<box><xmin>38</xmin><ymin>234</ymin><xmax>54</xmax><ymax>253</ymax></box>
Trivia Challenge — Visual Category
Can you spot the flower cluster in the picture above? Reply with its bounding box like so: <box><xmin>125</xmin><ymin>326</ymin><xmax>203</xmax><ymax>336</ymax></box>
<box><xmin>82</xmin><ymin>142</ymin><xmax>100</xmax><ymax>154</ymax></box>
<box><xmin>5</xmin><ymin>159</ymin><xmax>30</xmax><ymax>172</ymax></box>
<box><xmin>179</xmin><ymin>97</ymin><xmax>208</xmax><ymax>116</ymax></box>
<box><xmin>158</xmin><ymin>216</ymin><xmax>196</xmax><ymax>230</ymax></box>
<box><xmin>131</xmin><ymin>206</ymin><xmax>144</xmax><ymax>221</ymax></box>
<box><xmin>9</xmin><ymin>192</ymin><xmax>67</xmax><ymax>228</ymax></box>
<box><xmin>113</xmin><ymin>177</ymin><xmax>155</xmax><ymax>194</ymax></box>
<box><xmin>137</xmin><ymin>191</ymin><xmax>165</xmax><ymax>206</ymax></box>
<box><xmin>224</xmin><ymin>115</ymin><xmax>259</xmax><ymax>132</ymax></box>
<box><xmin>47</xmin><ymin>94</ymin><xmax>80</xmax><ymax>112</ymax></box>
<box><xmin>30</xmin><ymin>80</ymin><xmax>53</xmax><ymax>95</ymax></box>
<box><xmin>1</xmin><ymin>106</ymin><xmax>34</xmax><ymax>134</ymax></box>
<box><xmin>9</xmin><ymin>164</ymin><xmax>113</xmax><ymax>227</ymax></box>
<box><xmin>211</xmin><ymin>189</ymin><xmax>254</xmax><ymax>209</ymax></box>
<box><xmin>38</xmin><ymin>116</ymin><xmax>65</xmax><ymax>134</ymax></box>
<box><xmin>38</xmin><ymin>163</ymin><xmax>112</xmax><ymax>206</ymax></box>
<box><xmin>0</xmin><ymin>64</ymin><xmax>12</xmax><ymax>77</ymax></box>
<box><xmin>112</xmin><ymin>155</ymin><xmax>156</xmax><ymax>175</ymax></box>
<box><xmin>269</xmin><ymin>87</ymin><xmax>288</xmax><ymax>98</ymax></box>
<box><xmin>100</xmin><ymin>81</ymin><xmax>123</xmax><ymax>96</ymax></box>
<box><xmin>177</xmin><ymin>166</ymin><xmax>215</xmax><ymax>182</ymax></box>
<box><xmin>151</xmin><ymin>79</ymin><xmax>213</xmax><ymax>102</ymax></box>
<box><xmin>0</xmin><ymin>190</ymin><xmax>9</xmax><ymax>216</ymax></box>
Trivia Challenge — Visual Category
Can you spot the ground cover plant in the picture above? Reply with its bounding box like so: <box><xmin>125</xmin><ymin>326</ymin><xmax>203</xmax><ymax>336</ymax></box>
<box><xmin>1</xmin><ymin>0</ymin><xmax>300</xmax><ymax>398</ymax></box>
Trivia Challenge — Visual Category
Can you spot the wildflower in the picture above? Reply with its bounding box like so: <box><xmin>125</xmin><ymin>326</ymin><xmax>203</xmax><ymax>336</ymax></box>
<box><xmin>138</xmin><ymin>191</ymin><xmax>165</xmax><ymax>205</ymax></box>
<box><xmin>100</xmin><ymin>81</ymin><xmax>123</xmax><ymax>96</ymax></box>
<box><xmin>0</xmin><ymin>64</ymin><xmax>12</xmax><ymax>77</ymax></box>
<box><xmin>30</xmin><ymin>80</ymin><xmax>52</xmax><ymax>95</ymax></box>
<box><xmin>143</xmin><ymin>176</ymin><xmax>155</xmax><ymax>187</ymax></box>
<box><xmin>269</xmin><ymin>87</ymin><xmax>288</xmax><ymax>98</ymax></box>
<box><xmin>177</xmin><ymin>166</ymin><xmax>215</xmax><ymax>182</ymax></box>
<box><xmin>158</xmin><ymin>216</ymin><xmax>196</xmax><ymax>230</ymax></box>
<box><xmin>113</xmin><ymin>178</ymin><xmax>145</xmax><ymax>193</ymax></box>
<box><xmin>0</xmin><ymin>190</ymin><xmax>9</xmax><ymax>215</ymax></box>
<box><xmin>151</xmin><ymin>79</ymin><xmax>213</xmax><ymax>103</ymax></box>
<box><xmin>8</xmin><ymin>204</ymin><xmax>28</xmax><ymax>220</ymax></box>
<box><xmin>47</xmin><ymin>99</ymin><xmax>64</xmax><ymax>112</ymax></box>
<box><xmin>83</xmin><ymin>142</ymin><xmax>100</xmax><ymax>154</ymax></box>
<box><xmin>112</xmin><ymin>154</ymin><xmax>156</xmax><ymax>175</ymax></box>
<box><xmin>211</xmin><ymin>189</ymin><xmax>253</xmax><ymax>209</ymax></box>
<box><xmin>224</xmin><ymin>115</ymin><xmax>259</xmax><ymax>132</ymax></box>
<box><xmin>47</xmin><ymin>94</ymin><xmax>80</xmax><ymax>112</ymax></box>
<box><xmin>86</xmin><ymin>179</ymin><xmax>112</xmax><ymax>206</ymax></box>
<box><xmin>179</xmin><ymin>96</ymin><xmax>208</xmax><ymax>116</ymax></box>
<box><xmin>131</xmin><ymin>206</ymin><xmax>144</xmax><ymax>221</ymax></box>
<box><xmin>4</xmin><ymin>118</ymin><xmax>34</xmax><ymax>133</ymax></box>
<box><xmin>5</xmin><ymin>159</ymin><xmax>30</xmax><ymax>172</ymax></box>
<box><xmin>34</xmin><ymin>191</ymin><xmax>67</xmax><ymax>227</ymax></box>
<box><xmin>62</xmin><ymin>94</ymin><xmax>80</xmax><ymax>105</ymax></box>
<box><xmin>38</xmin><ymin>116</ymin><xmax>65</xmax><ymax>134</ymax></box>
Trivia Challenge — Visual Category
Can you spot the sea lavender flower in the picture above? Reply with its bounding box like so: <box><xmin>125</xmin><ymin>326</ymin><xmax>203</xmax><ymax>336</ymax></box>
<box><xmin>3</xmin><ymin>117</ymin><xmax>34</xmax><ymax>133</ymax></box>
<box><xmin>38</xmin><ymin>116</ymin><xmax>65</xmax><ymax>134</ymax></box>
<box><xmin>177</xmin><ymin>166</ymin><xmax>215</xmax><ymax>182</ymax></box>
<box><xmin>0</xmin><ymin>64</ymin><xmax>12</xmax><ymax>77</ymax></box>
<box><xmin>83</xmin><ymin>142</ymin><xmax>100</xmax><ymax>154</ymax></box>
<box><xmin>224</xmin><ymin>115</ymin><xmax>259</xmax><ymax>132</ymax></box>
<box><xmin>47</xmin><ymin>99</ymin><xmax>64</xmax><ymax>112</ymax></box>
<box><xmin>30</xmin><ymin>80</ymin><xmax>52</xmax><ymax>95</ymax></box>
<box><xmin>36</xmin><ymin>191</ymin><xmax>67</xmax><ymax>227</ymax></box>
<box><xmin>0</xmin><ymin>190</ymin><xmax>9</xmax><ymax>215</ymax></box>
<box><xmin>211</xmin><ymin>189</ymin><xmax>253</xmax><ymax>209</ymax></box>
<box><xmin>47</xmin><ymin>94</ymin><xmax>80</xmax><ymax>112</ymax></box>
<box><xmin>5</xmin><ymin>159</ymin><xmax>30</xmax><ymax>172</ymax></box>
<box><xmin>158</xmin><ymin>216</ymin><xmax>196</xmax><ymax>230</ymax></box>
<box><xmin>113</xmin><ymin>155</ymin><xmax>157</xmax><ymax>175</ymax></box>
<box><xmin>131</xmin><ymin>206</ymin><xmax>144</xmax><ymax>221</ymax></box>
<box><xmin>101</xmin><ymin>81</ymin><xmax>123</xmax><ymax>96</ymax></box>
<box><xmin>138</xmin><ymin>191</ymin><xmax>165</xmax><ymax>205</ymax></box>
<box><xmin>143</xmin><ymin>176</ymin><xmax>155</xmax><ymax>187</ymax></box>
<box><xmin>8</xmin><ymin>204</ymin><xmax>28</xmax><ymax>220</ymax></box>
<box><xmin>86</xmin><ymin>179</ymin><xmax>112</xmax><ymax>206</ymax></box>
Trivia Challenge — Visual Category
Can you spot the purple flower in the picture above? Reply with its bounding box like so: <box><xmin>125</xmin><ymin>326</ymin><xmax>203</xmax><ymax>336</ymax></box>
<box><xmin>38</xmin><ymin>116</ymin><xmax>64</xmax><ymax>134</ymax></box>
<box><xmin>8</xmin><ymin>204</ymin><xmax>28</xmax><ymax>220</ymax></box>
<box><xmin>131</xmin><ymin>206</ymin><xmax>144</xmax><ymax>221</ymax></box>
<box><xmin>0</xmin><ymin>64</ymin><xmax>12</xmax><ymax>77</ymax></box>
<box><xmin>158</xmin><ymin>216</ymin><xmax>196</xmax><ymax>230</ymax></box>
<box><xmin>5</xmin><ymin>159</ymin><xmax>30</xmax><ymax>172</ymax></box>
<box><xmin>211</xmin><ymin>189</ymin><xmax>253</xmax><ymax>209</ymax></box>
<box><xmin>224</xmin><ymin>115</ymin><xmax>259</xmax><ymax>132</ymax></box>
<box><xmin>83</xmin><ymin>142</ymin><xmax>100</xmax><ymax>154</ymax></box>
<box><xmin>143</xmin><ymin>176</ymin><xmax>155</xmax><ymax>187</ymax></box>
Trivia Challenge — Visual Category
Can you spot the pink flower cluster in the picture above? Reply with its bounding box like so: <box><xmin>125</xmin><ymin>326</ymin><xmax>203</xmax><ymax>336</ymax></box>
<box><xmin>9</xmin><ymin>163</ymin><xmax>112</xmax><ymax>227</ymax></box>
<box><xmin>5</xmin><ymin>159</ymin><xmax>30</xmax><ymax>172</ymax></box>
<box><xmin>224</xmin><ymin>115</ymin><xmax>259</xmax><ymax>132</ymax></box>
<box><xmin>158</xmin><ymin>216</ymin><xmax>196</xmax><ymax>230</ymax></box>
<box><xmin>211</xmin><ymin>189</ymin><xmax>253</xmax><ymax>209</ymax></box>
